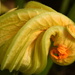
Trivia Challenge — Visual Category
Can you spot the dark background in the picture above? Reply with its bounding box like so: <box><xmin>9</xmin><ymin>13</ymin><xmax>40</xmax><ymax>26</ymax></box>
<box><xmin>1</xmin><ymin>0</ymin><xmax>75</xmax><ymax>13</ymax></box>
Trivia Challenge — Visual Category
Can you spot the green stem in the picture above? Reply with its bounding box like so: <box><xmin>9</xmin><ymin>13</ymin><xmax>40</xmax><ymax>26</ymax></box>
<box><xmin>60</xmin><ymin>0</ymin><xmax>70</xmax><ymax>14</ymax></box>
<box><xmin>67</xmin><ymin>3</ymin><xmax>75</xmax><ymax>22</ymax></box>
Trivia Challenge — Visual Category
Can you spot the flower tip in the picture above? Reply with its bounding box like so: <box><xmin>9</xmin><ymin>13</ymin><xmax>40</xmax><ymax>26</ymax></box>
<box><xmin>50</xmin><ymin>44</ymin><xmax>74</xmax><ymax>66</ymax></box>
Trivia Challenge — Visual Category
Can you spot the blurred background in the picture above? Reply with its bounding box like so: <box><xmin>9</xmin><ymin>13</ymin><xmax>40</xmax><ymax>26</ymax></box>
<box><xmin>0</xmin><ymin>0</ymin><xmax>75</xmax><ymax>21</ymax></box>
<box><xmin>0</xmin><ymin>0</ymin><xmax>75</xmax><ymax>75</ymax></box>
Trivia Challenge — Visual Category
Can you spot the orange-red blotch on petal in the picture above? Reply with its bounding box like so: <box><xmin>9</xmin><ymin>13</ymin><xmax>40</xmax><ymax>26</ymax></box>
<box><xmin>68</xmin><ymin>25</ymin><xmax>75</xmax><ymax>33</ymax></box>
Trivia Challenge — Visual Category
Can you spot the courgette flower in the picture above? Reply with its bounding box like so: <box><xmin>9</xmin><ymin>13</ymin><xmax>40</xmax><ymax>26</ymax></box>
<box><xmin>0</xmin><ymin>1</ymin><xmax>75</xmax><ymax>75</ymax></box>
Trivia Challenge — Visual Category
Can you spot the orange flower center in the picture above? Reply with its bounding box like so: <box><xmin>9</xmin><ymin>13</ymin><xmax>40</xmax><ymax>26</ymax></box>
<box><xmin>50</xmin><ymin>45</ymin><xmax>69</xmax><ymax>59</ymax></box>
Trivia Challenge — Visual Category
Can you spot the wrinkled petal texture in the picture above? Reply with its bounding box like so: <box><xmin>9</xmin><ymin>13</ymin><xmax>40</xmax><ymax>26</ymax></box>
<box><xmin>0</xmin><ymin>1</ymin><xmax>75</xmax><ymax>75</ymax></box>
